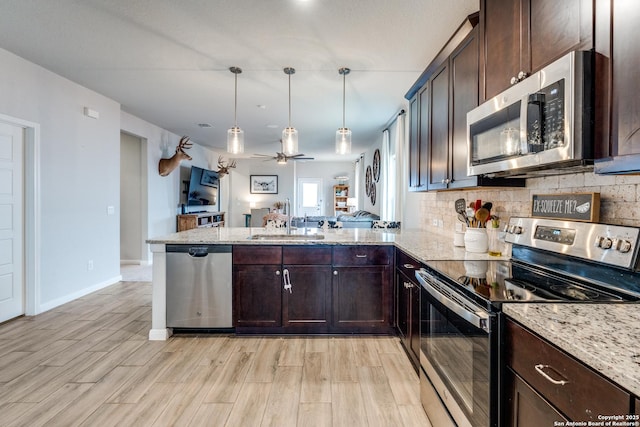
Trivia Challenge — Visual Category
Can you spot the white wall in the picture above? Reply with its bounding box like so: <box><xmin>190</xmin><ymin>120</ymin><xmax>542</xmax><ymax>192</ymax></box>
<box><xmin>0</xmin><ymin>47</ymin><xmax>121</xmax><ymax>311</ymax></box>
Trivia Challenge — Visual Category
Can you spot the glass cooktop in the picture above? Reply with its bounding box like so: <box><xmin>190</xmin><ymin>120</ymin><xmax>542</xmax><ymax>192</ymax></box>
<box><xmin>422</xmin><ymin>257</ymin><xmax>637</xmax><ymax>309</ymax></box>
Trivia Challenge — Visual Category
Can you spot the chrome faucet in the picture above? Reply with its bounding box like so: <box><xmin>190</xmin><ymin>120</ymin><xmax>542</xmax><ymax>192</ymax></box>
<box><xmin>285</xmin><ymin>198</ymin><xmax>291</xmax><ymax>234</ymax></box>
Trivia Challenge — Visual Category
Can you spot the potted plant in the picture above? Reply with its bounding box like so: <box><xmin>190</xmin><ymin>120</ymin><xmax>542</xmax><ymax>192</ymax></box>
<box><xmin>273</xmin><ymin>201</ymin><xmax>284</xmax><ymax>213</ymax></box>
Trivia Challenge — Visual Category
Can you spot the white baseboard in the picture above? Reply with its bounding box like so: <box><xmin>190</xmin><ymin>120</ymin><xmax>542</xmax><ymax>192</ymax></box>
<box><xmin>120</xmin><ymin>259</ymin><xmax>152</xmax><ymax>266</ymax></box>
<box><xmin>37</xmin><ymin>275</ymin><xmax>122</xmax><ymax>314</ymax></box>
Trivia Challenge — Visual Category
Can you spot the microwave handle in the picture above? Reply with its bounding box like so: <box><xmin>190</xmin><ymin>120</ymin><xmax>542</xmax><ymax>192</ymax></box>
<box><xmin>519</xmin><ymin>93</ymin><xmax>530</xmax><ymax>154</ymax></box>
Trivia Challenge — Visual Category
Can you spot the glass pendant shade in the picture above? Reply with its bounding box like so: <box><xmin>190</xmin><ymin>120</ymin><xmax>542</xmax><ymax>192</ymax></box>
<box><xmin>336</xmin><ymin>67</ymin><xmax>352</xmax><ymax>154</ymax></box>
<box><xmin>227</xmin><ymin>66</ymin><xmax>244</xmax><ymax>154</ymax></box>
<box><xmin>227</xmin><ymin>126</ymin><xmax>244</xmax><ymax>154</ymax></box>
<box><xmin>335</xmin><ymin>127</ymin><xmax>352</xmax><ymax>154</ymax></box>
<box><xmin>282</xmin><ymin>127</ymin><xmax>298</xmax><ymax>155</ymax></box>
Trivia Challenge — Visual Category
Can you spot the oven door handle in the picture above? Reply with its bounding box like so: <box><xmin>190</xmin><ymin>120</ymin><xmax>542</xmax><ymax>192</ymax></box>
<box><xmin>416</xmin><ymin>269</ymin><xmax>491</xmax><ymax>333</ymax></box>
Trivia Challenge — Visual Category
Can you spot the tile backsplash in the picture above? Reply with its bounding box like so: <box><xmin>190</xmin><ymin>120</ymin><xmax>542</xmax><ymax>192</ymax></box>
<box><xmin>419</xmin><ymin>171</ymin><xmax>640</xmax><ymax>237</ymax></box>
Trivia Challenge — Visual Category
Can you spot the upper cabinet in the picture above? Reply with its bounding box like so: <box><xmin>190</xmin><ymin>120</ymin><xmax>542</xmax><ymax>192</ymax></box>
<box><xmin>406</xmin><ymin>14</ymin><xmax>524</xmax><ymax>192</ymax></box>
<box><xmin>594</xmin><ymin>0</ymin><xmax>640</xmax><ymax>174</ymax></box>
<box><xmin>480</xmin><ymin>0</ymin><xmax>594</xmax><ymax>101</ymax></box>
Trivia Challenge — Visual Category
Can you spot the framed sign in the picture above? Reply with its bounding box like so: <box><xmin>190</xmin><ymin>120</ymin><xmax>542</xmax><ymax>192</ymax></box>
<box><xmin>531</xmin><ymin>193</ymin><xmax>600</xmax><ymax>222</ymax></box>
<box><xmin>250</xmin><ymin>175</ymin><xmax>278</xmax><ymax>194</ymax></box>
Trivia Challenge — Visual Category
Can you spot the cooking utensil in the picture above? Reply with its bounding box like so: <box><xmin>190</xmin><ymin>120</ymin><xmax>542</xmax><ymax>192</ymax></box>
<box><xmin>482</xmin><ymin>202</ymin><xmax>493</xmax><ymax>212</ymax></box>
<box><xmin>474</xmin><ymin>199</ymin><xmax>482</xmax><ymax>212</ymax></box>
<box><xmin>457</xmin><ymin>213</ymin><xmax>469</xmax><ymax>225</ymax></box>
<box><xmin>475</xmin><ymin>207</ymin><xmax>490</xmax><ymax>227</ymax></box>
<box><xmin>455</xmin><ymin>198</ymin><xmax>466</xmax><ymax>215</ymax></box>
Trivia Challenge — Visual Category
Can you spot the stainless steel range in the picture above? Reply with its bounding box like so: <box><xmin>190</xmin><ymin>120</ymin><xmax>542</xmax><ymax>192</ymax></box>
<box><xmin>415</xmin><ymin>217</ymin><xmax>640</xmax><ymax>427</ymax></box>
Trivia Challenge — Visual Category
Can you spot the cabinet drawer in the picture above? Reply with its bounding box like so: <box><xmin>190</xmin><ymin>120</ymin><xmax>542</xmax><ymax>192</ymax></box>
<box><xmin>233</xmin><ymin>245</ymin><xmax>282</xmax><ymax>264</ymax></box>
<box><xmin>283</xmin><ymin>246</ymin><xmax>332</xmax><ymax>265</ymax></box>
<box><xmin>396</xmin><ymin>249</ymin><xmax>421</xmax><ymax>277</ymax></box>
<box><xmin>333</xmin><ymin>246</ymin><xmax>392</xmax><ymax>266</ymax></box>
<box><xmin>506</xmin><ymin>320</ymin><xmax>631</xmax><ymax>421</ymax></box>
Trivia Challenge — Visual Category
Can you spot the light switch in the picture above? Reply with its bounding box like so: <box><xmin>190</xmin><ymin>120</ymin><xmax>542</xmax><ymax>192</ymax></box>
<box><xmin>107</xmin><ymin>206</ymin><xmax>115</xmax><ymax>215</ymax></box>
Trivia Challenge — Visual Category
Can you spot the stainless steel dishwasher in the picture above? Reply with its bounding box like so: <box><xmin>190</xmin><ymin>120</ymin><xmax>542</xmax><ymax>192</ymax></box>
<box><xmin>166</xmin><ymin>244</ymin><xmax>232</xmax><ymax>328</ymax></box>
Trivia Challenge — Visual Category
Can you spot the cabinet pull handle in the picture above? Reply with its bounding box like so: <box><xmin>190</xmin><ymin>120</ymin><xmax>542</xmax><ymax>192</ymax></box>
<box><xmin>403</xmin><ymin>263</ymin><xmax>415</xmax><ymax>269</ymax></box>
<box><xmin>404</xmin><ymin>281</ymin><xmax>413</xmax><ymax>289</ymax></box>
<box><xmin>283</xmin><ymin>269</ymin><xmax>292</xmax><ymax>294</ymax></box>
<box><xmin>355</xmin><ymin>254</ymin><xmax>367</xmax><ymax>258</ymax></box>
<box><xmin>534</xmin><ymin>364</ymin><xmax>568</xmax><ymax>385</ymax></box>
<box><xmin>333</xmin><ymin>270</ymin><xmax>338</xmax><ymax>276</ymax></box>
<box><xmin>275</xmin><ymin>270</ymin><xmax>281</xmax><ymax>276</ymax></box>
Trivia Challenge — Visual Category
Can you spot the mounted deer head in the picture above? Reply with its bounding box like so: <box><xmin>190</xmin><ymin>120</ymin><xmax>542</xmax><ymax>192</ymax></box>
<box><xmin>216</xmin><ymin>155</ymin><xmax>237</xmax><ymax>178</ymax></box>
<box><xmin>158</xmin><ymin>136</ymin><xmax>193</xmax><ymax>176</ymax></box>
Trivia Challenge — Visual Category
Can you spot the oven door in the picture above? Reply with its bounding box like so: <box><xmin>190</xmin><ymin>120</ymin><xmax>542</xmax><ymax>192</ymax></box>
<box><xmin>417</xmin><ymin>270</ymin><xmax>499</xmax><ymax>427</ymax></box>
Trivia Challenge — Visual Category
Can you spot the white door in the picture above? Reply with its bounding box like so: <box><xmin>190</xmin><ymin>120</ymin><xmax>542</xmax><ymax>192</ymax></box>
<box><xmin>297</xmin><ymin>178</ymin><xmax>323</xmax><ymax>217</ymax></box>
<box><xmin>0</xmin><ymin>122</ymin><xmax>24</xmax><ymax>322</ymax></box>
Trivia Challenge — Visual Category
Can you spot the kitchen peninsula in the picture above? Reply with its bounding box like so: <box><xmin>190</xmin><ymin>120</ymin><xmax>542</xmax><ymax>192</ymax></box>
<box><xmin>146</xmin><ymin>226</ymin><xmax>498</xmax><ymax>340</ymax></box>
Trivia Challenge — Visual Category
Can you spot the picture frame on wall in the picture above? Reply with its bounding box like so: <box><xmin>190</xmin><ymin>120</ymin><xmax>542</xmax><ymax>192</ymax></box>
<box><xmin>250</xmin><ymin>175</ymin><xmax>278</xmax><ymax>194</ymax></box>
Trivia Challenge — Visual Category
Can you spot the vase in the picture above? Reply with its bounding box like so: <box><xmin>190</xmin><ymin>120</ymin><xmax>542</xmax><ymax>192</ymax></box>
<box><xmin>464</xmin><ymin>228</ymin><xmax>488</xmax><ymax>253</ymax></box>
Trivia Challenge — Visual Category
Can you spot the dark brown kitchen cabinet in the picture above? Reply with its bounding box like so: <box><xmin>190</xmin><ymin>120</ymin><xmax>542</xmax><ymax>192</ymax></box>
<box><xmin>505</xmin><ymin>319</ymin><xmax>631</xmax><ymax>425</ymax></box>
<box><xmin>282</xmin><ymin>246</ymin><xmax>332</xmax><ymax>331</ymax></box>
<box><xmin>233</xmin><ymin>245</ymin><xmax>332</xmax><ymax>333</ymax></box>
<box><xmin>594</xmin><ymin>0</ymin><xmax>640</xmax><ymax>174</ymax></box>
<box><xmin>332</xmin><ymin>246</ymin><xmax>393</xmax><ymax>333</ymax></box>
<box><xmin>408</xmin><ymin>93</ymin><xmax>428</xmax><ymax>191</ymax></box>
<box><xmin>480</xmin><ymin>0</ymin><xmax>594</xmax><ymax>101</ymax></box>
<box><xmin>426</xmin><ymin>61</ymin><xmax>450</xmax><ymax>190</ymax></box>
<box><xmin>233</xmin><ymin>246</ymin><xmax>282</xmax><ymax>328</ymax></box>
<box><xmin>395</xmin><ymin>250</ymin><xmax>421</xmax><ymax>372</ymax></box>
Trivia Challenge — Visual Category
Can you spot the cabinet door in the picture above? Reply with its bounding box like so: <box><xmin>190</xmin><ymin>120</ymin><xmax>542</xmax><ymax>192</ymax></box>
<box><xmin>505</xmin><ymin>368</ymin><xmax>568</xmax><ymax>427</ymax></box>
<box><xmin>481</xmin><ymin>0</ymin><xmax>524</xmax><ymax>100</ymax></box>
<box><xmin>396</xmin><ymin>271</ymin><xmax>410</xmax><ymax>339</ymax></box>
<box><xmin>449</xmin><ymin>26</ymin><xmax>480</xmax><ymax>189</ymax></box>
<box><xmin>233</xmin><ymin>264</ymin><xmax>282</xmax><ymax>327</ymax></box>
<box><xmin>427</xmin><ymin>61</ymin><xmax>450</xmax><ymax>190</ymax></box>
<box><xmin>409</xmin><ymin>91</ymin><xmax>428</xmax><ymax>192</ymax></box>
<box><xmin>409</xmin><ymin>282</ymin><xmax>421</xmax><ymax>364</ymax></box>
<box><xmin>283</xmin><ymin>265</ymin><xmax>331</xmax><ymax>329</ymax></box>
<box><xmin>332</xmin><ymin>266</ymin><xmax>392</xmax><ymax>331</ymax></box>
<box><xmin>529</xmin><ymin>0</ymin><xmax>593</xmax><ymax>72</ymax></box>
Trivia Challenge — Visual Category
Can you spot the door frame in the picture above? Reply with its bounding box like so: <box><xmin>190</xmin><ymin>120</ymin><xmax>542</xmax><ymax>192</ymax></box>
<box><xmin>0</xmin><ymin>113</ymin><xmax>40</xmax><ymax>316</ymax></box>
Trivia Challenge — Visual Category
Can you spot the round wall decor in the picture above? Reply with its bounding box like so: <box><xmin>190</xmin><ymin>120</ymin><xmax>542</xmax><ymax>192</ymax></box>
<box><xmin>370</xmin><ymin>182</ymin><xmax>376</xmax><ymax>205</ymax></box>
<box><xmin>365</xmin><ymin>165</ymin><xmax>372</xmax><ymax>196</ymax></box>
<box><xmin>372</xmin><ymin>149</ymin><xmax>381</xmax><ymax>182</ymax></box>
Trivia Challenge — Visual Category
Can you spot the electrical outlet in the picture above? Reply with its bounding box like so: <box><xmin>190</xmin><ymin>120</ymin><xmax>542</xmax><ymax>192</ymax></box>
<box><xmin>437</xmin><ymin>219</ymin><xmax>444</xmax><ymax>228</ymax></box>
<box><xmin>87</xmin><ymin>260</ymin><xmax>94</xmax><ymax>271</ymax></box>
<box><xmin>431</xmin><ymin>219</ymin><xmax>438</xmax><ymax>226</ymax></box>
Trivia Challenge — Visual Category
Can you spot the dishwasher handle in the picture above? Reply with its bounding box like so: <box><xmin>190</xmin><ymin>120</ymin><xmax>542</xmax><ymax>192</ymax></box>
<box><xmin>188</xmin><ymin>247</ymin><xmax>210</xmax><ymax>257</ymax></box>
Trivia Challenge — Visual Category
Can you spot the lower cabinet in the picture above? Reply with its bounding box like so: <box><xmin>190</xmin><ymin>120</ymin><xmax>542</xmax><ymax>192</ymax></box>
<box><xmin>332</xmin><ymin>246</ymin><xmax>394</xmax><ymax>333</ymax></box>
<box><xmin>233</xmin><ymin>244</ymin><xmax>393</xmax><ymax>334</ymax></box>
<box><xmin>505</xmin><ymin>319</ymin><xmax>632</xmax><ymax>425</ymax></box>
<box><xmin>395</xmin><ymin>250</ymin><xmax>421</xmax><ymax>372</ymax></box>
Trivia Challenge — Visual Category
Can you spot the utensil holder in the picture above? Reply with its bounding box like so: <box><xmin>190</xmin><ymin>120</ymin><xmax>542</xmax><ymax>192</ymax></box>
<box><xmin>464</xmin><ymin>228</ymin><xmax>488</xmax><ymax>253</ymax></box>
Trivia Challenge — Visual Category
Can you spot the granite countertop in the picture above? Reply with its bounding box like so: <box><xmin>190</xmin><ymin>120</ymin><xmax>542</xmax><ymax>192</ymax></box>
<box><xmin>503</xmin><ymin>303</ymin><xmax>640</xmax><ymax>397</ymax></box>
<box><xmin>147</xmin><ymin>226</ymin><xmax>508</xmax><ymax>262</ymax></box>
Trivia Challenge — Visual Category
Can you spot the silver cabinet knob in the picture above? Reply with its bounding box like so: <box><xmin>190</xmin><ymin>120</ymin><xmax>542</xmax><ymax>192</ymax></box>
<box><xmin>333</xmin><ymin>270</ymin><xmax>338</xmax><ymax>276</ymax></box>
<box><xmin>275</xmin><ymin>270</ymin><xmax>281</xmax><ymax>276</ymax></box>
<box><xmin>510</xmin><ymin>76</ymin><xmax>518</xmax><ymax>85</ymax></box>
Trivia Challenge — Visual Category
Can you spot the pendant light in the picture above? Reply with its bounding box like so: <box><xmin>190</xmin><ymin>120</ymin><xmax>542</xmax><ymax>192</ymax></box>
<box><xmin>227</xmin><ymin>66</ymin><xmax>244</xmax><ymax>154</ymax></box>
<box><xmin>336</xmin><ymin>67</ymin><xmax>352</xmax><ymax>155</ymax></box>
<box><xmin>282</xmin><ymin>67</ymin><xmax>298</xmax><ymax>155</ymax></box>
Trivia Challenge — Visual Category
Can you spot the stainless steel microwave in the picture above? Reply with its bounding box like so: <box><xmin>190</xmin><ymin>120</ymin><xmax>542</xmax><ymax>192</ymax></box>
<box><xmin>467</xmin><ymin>51</ymin><xmax>594</xmax><ymax>177</ymax></box>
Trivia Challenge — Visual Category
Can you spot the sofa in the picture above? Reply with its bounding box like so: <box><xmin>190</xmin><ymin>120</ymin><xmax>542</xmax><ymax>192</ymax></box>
<box><xmin>291</xmin><ymin>210</ymin><xmax>381</xmax><ymax>229</ymax></box>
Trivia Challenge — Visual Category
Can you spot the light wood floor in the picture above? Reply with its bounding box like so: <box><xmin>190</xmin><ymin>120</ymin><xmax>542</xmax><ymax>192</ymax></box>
<box><xmin>0</xmin><ymin>281</ymin><xmax>431</xmax><ymax>427</ymax></box>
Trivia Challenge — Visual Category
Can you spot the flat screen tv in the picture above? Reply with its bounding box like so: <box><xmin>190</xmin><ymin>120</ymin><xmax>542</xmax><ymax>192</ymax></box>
<box><xmin>185</xmin><ymin>166</ymin><xmax>219</xmax><ymax>211</ymax></box>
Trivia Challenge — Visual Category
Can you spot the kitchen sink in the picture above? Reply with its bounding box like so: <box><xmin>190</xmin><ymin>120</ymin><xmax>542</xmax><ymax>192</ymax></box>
<box><xmin>247</xmin><ymin>234</ymin><xmax>325</xmax><ymax>241</ymax></box>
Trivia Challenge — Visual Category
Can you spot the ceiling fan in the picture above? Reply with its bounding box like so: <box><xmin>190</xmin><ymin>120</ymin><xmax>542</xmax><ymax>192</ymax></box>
<box><xmin>252</xmin><ymin>140</ymin><xmax>314</xmax><ymax>164</ymax></box>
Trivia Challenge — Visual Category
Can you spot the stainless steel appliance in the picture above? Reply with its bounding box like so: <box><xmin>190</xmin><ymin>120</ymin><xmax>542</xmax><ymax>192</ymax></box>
<box><xmin>466</xmin><ymin>51</ymin><xmax>594</xmax><ymax>177</ymax></box>
<box><xmin>166</xmin><ymin>244</ymin><xmax>232</xmax><ymax>328</ymax></box>
<box><xmin>416</xmin><ymin>217</ymin><xmax>640</xmax><ymax>427</ymax></box>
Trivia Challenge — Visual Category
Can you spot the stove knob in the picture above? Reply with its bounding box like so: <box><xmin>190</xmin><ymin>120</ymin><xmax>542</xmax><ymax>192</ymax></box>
<box><xmin>596</xmin><ymin>236</ymin><xmax>613</xmax><ymax>249</ymax></box>
<box><xmin>512</xmin><ymin>226</ymin><xmax>523</xmax><ymax>235</ymax></box>
<box><xmin>617</xmin><ymin>239</ymin><xmax>633</xmax><ymax>253</ymax></box>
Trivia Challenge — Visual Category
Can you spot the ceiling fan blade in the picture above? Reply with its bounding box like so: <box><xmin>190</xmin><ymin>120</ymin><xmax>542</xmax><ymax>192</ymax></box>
<box><xmin>291</xmin><ymin>156</ymin><xmax>314</xmax><ymax>160</ymax></box>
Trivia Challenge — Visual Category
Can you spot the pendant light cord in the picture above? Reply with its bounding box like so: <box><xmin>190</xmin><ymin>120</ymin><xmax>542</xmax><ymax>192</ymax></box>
<box><xmin>342</xmin><ymin>71</ymin><xmax>346</xmax><ymax>128</ymax></box>
<box><xmin>288</xmin><ymin>72</ymin><xmax>292</xmax><ymax>127</ymax></box>
<box><xmin>234</xmin><ymin>72</ymin><xmax>238</xmax><ymax>127</ymax></box>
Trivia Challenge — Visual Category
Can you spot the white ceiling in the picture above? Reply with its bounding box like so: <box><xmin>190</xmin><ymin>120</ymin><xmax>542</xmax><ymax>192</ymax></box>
<box><xmin>0</xmin><ymin>0</ymin><xmax>478</xmax><ymax>160</ymax></box>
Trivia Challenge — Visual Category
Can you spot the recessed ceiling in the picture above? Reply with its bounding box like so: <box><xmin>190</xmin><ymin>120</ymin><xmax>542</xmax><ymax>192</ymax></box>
<box><xmin>0</xmin><ymin>0</ymin><xmax>479</xmax><ymax>160</ymax></box>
